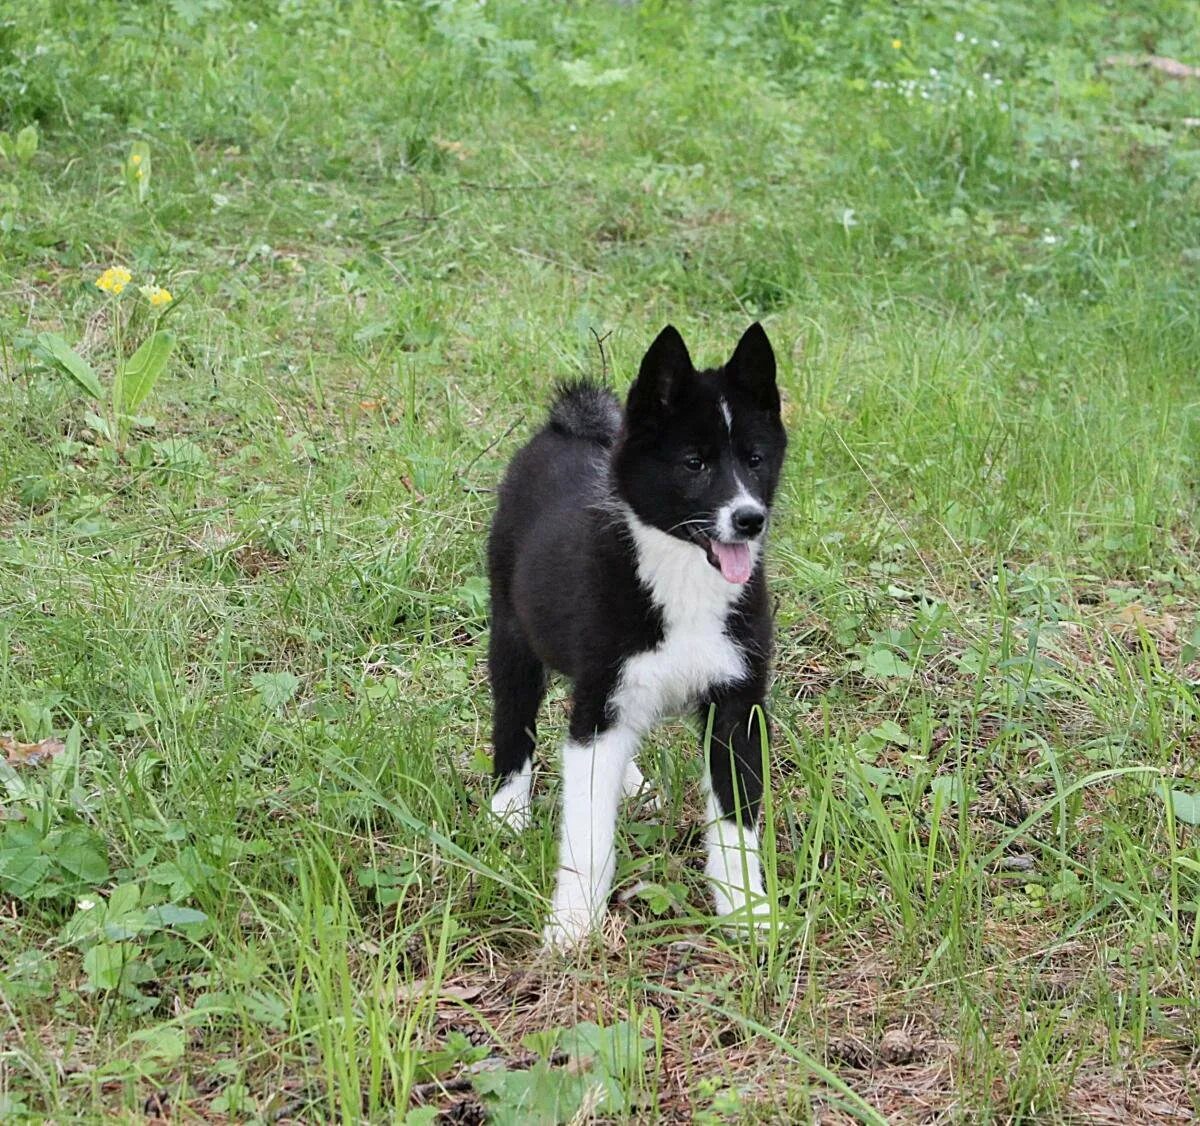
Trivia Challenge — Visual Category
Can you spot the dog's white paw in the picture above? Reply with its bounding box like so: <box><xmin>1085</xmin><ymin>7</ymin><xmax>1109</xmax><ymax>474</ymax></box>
<box><xmin>489</xmin><ymin>768</ymin><xmax>532</xmax><ymax>831</ymax></box>
<box><xmin>715</xmin><ymin>894</ymin><xmax>775</xmax><ymax>934</ymax></box>
<box><xmin>543</xmin><ymin>868</ymin><xmax>604</xmax><ymax>950</ymax></box>
<box><xmin>542</xmin><ymin>906</ymin><xmax>597</xmax><ymax>950</ymax></box>
<box><xmin>705</xmin><ymin>811</ymin><xmax>767</xmax><ymax>928</ymax></box>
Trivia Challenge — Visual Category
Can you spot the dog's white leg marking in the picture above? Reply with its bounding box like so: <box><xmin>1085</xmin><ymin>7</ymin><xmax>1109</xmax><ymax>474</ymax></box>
<box><xmin>490</xmin><ymin>761</ymin><xmax>532</xmax><ymax>830</ymax></box>
<box><xmin>704</xmin><ymin>787</ymin><xmax>769</xmax><ymax>923</ymax></box>
<box><xmin>621</xmin><ymin>758</ymin><xmax>645</xmax><ymax>798</ymax></box>
<box><xmin>545</xmin><ymin>729</ymin><xmax>636</xmax><ymax>948</ymax></box>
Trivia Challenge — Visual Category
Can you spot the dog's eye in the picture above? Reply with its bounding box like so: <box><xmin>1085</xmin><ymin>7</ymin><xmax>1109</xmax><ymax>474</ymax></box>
<box><xmin>746</xmin><ymin>453</ymin><xmax>763</xmax><ymax>469</ymax></box>
<box><xmin>684</xmin><ymin>456</ymin><xmax>705</xmax><ymax>472</ymax></box>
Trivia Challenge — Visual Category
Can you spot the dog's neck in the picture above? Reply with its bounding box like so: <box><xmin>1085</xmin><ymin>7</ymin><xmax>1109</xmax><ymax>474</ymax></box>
<box><xmin>619</xmin><ymin>504</ymin><xmax>753</xmax><ymax>629</ymax></box>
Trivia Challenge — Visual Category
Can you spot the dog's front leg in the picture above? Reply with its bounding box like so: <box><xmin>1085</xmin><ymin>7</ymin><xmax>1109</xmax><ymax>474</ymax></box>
<box><xmin>544</xmin><ymin>720</ymin><xmax>638</xmax><ymax>949</ymax></box>
<box><xmin>701</xmin><ymin>690</ymin><xmax>771</xmax><ymax>924</ymax></box>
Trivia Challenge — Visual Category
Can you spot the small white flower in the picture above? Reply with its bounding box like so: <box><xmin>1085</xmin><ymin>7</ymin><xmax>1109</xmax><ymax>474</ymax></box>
<box><xmin>955</xmin><ymin>31</ymin><xmax>965</xmax><ymax>43</ymax></box>
<box><xmin>78</xmin><ymin>899</ymin><xmax>96</xmax><ymax>911</ymax></box>
<box><xmin>929</xmin><ymin>66</ymin><xmax>939</xmax><ymax>77</ymax></box>
<box><xmin>1069</xmin><ymin>157</ymin><xmax>1081</xmax><ymax>171</ymax></box>
<box><xmin>971</xmin><ymin>36</ymin><xmax>979</xmax><ymax>45</ymax></box>
<box><xmin>1042</xmin><ymin>233</ymin><xmax>1059</xmax><ymax>245</ymax></box>
<box><xmin>990</xmin><ymin>38</ymin><xmax>1001</xmax><ymax>48</ymax></box>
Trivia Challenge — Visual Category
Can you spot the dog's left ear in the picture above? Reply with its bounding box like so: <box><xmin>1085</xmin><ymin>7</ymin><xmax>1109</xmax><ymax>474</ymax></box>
<box><xmin>727</xmin><ymin>323</ymin><xmax>779</xmax><ymax>411</ymax></box>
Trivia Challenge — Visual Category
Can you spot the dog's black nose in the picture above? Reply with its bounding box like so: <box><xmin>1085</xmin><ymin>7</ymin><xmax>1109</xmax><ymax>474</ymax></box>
<box><xmin>732</xmin><ymin>507</ymin><xmax>765</xmax><ymax>537</ymax></box>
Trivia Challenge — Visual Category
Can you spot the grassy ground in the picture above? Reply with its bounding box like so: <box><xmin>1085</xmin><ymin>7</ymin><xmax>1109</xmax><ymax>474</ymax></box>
<box><xmin>2</xmin><ymin>1</ymin><xmax>1200</xmax><ymax>1121</ymax></box>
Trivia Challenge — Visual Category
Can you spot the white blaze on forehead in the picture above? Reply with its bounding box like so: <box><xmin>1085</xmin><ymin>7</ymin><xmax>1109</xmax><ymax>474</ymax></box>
<box><xmin>719</xmin><ymin>397</ymin><xmax>732</xmax><ymax>432</ymax></box>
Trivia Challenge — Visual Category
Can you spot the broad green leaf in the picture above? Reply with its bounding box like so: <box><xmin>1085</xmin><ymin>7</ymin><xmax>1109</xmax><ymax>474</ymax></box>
<box><xmin>456</xmin><ymin>575</ymin><xmax>489</xmax><ymax>616</ymax></box>
<box><xmin>105</xmin><ymin>883</ymin><xmax>142</xmax><ymax>922</ymax></box>
<box><xmin>61</xmin><ymin>901</ymin><xmax>107</xmax><ymax>945</ymax></box>
<box><xmin>103</xmin><ymin>916</ymin><xmax>148</xmax><ymax>942</ymax></box>
<box><xmin>520</xmin><ymin>1029</ymin><xmax>561</xmax><ymax>1059</ymax></box>
<box><xmin>930</xmin><ymin>775</ymin><xmax>965</xmax><ymax>805</ymax></box>
<box><xmin>83</xmin><ymin>410</ymin><xmax>114</xmax><ymax>440</ymax></box>
<box><xmin>558</xmin><ymin>1020</ymin><xmax>650</xmax><ymax>1081</ymax></box>
<box><xmin>131</xmin><ymin>1026</ymin><xmax>185</xmax><ymax>1064</ymax></box>
<box><xmin>117</xmin><ymin>331</ymin><xmax>174</xmax><ymax>412</ymax></box>
<box><xmin>38</xmin><ymin>332</ymin><xmax>104</xmax><ymax>400</ymax></box>
<box><xmin>0</xmin><ymin>843</ymin><xmax>52</xmax><ymax>899</ymax></box>
<box><xmin>861</xmin><ymin>648</ymin><xmax>914</xmax><ymax>680</ymax></box>
<box><xmin>473</xmin><ymin>1060</ymin><xmax>592</xmax><ymax>1126</ymax></box>
<box><xmin>402</xmin><ymin>1109</ymin><xmax>439</xmax><ymax>1126</ymax></box>
<box><xmin>144</xmin><ymin>904</ymin><xmax>207</xmax><ymax>927</ymax></box>
<box><xmin>1181</xmin><ymin>622</ymin><xmax>1200</xmax><ymax>664</ymax></box>
<box><xmin>252</xmin><ymin>670</ymin><xmax>300</xmax><ymax>711</ymax></box>
<box><xmin>15</xmin><ymin>124</ymin><xmax>38</xmax><ymax>164</ymax></box>
<box><xmin>869</xmin><ymin>719</ymin><xmax>910</xmax><ymax>747</ymax></box>
<box><xmin>47</xmin><ymin>827</ymin><xmax>109</xmax><ymax>883</ymax></box>
<box><xmin>1167</xmin><ymin>790</ymin><xmax>1200</xmax><ymax>826</ymax></box>
<box><xmin>83</xmin><ymin>942</ymin><xmax>128</xmax><ymax>990</ymax></box>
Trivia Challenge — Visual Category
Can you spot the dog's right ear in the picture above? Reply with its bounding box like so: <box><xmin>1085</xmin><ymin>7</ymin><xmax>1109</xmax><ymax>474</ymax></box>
<box><xmin>627</xmin><ymin>325</ymin><xmax>693</xmax><ymax>417</ymax></box>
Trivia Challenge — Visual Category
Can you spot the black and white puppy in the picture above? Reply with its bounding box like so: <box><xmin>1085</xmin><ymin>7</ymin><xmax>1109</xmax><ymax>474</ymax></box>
<box><xmin>486</xmin><ymin>324</ymin><xmax>786</xmax><ymax>946</ymax></box>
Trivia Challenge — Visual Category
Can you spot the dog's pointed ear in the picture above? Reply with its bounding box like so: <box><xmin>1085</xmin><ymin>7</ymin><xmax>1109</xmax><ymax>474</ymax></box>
<box><xmin>628</xmin><ymin>325</ymin><xmax>694</xmax><ymax>416</ymax></box>
<box><xmin>727</xmin><ymin>322</ymin><xmax>779</xmax><ymax>411</ymax></box>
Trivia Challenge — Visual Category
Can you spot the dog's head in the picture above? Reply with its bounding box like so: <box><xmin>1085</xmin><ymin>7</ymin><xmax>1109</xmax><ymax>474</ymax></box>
<box><xmin>614</xmin><ymin>323</ymin><xmax>787</xmax><ymax>584</ymax></box>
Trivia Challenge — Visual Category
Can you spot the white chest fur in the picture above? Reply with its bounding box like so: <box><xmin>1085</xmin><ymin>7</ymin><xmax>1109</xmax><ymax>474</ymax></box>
<box><xmin>614</xmin><ymin>512</ymin><xmax>754</xmax><ymax>732</ymax></box>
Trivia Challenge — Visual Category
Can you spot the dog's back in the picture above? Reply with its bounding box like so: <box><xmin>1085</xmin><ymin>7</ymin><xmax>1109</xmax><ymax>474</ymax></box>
<box><xmin>487</xmin><ymin>381</ymin><xmax>624</xmax><ymax>678</ymax></box>
<box><xmin>488</xmin><ymin>381</ymin><xmax>620</xmax><ymax>597</ymax></box>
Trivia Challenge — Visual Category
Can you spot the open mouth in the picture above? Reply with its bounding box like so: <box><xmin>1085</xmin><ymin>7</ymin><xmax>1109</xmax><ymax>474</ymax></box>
<box><xmin>691</xmin><ymin>533</ymin><xmax>754</xmax><ymax>585</ymax></box>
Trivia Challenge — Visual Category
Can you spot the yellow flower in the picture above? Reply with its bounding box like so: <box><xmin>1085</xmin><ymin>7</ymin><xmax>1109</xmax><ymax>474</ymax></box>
<box><xmin>131</xmin><ymin>153</ymin><xmax>142</xmax><ymax>166</ymax></box>
<box><xmin>140</xmin><ymin>284</ymin><xmax>173</xmax><ymax>307</ymax></box>
<box><xmin>892</xmin><ymin>38</ymin><xmax>903</xmax><ymax>49</ymax></box>
<box><xmin>95</xmin><ymin>265</ymin><xmax>132</xmax><ymax>294</ymax></box>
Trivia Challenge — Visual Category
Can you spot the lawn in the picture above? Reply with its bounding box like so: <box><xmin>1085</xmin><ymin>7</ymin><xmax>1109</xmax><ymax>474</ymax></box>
<box><xmin>2</xmin><ymin>1</ymin><xmax>1199</xmax><ymax>1121</ymax></box>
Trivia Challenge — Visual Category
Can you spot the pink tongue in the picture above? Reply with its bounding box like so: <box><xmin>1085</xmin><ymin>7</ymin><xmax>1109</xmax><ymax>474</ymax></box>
<box><xmin>710</xmin><ymin>541</ymin><xmax>752</xmax><ymax>584</ymax></box>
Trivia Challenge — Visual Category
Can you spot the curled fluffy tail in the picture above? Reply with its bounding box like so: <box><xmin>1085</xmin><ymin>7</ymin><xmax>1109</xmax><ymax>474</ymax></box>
<box><xmin>548</xmin><ymin>380</ymin><xmax>621</xmax><ymax>445</ymax></box>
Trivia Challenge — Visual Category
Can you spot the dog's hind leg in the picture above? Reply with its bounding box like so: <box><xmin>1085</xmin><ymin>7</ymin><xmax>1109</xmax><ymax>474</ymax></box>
<box><xmin>488</xmin><ymin>614</ymin><xmax>546</xmax><ymax>830</ymax></box>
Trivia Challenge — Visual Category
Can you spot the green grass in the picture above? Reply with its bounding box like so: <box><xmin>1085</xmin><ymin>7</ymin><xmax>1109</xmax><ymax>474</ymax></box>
<box><xmin>2</xmin><ymin>0</ymin><xmax>1200</xmax><ymax>1120</ymax></box>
